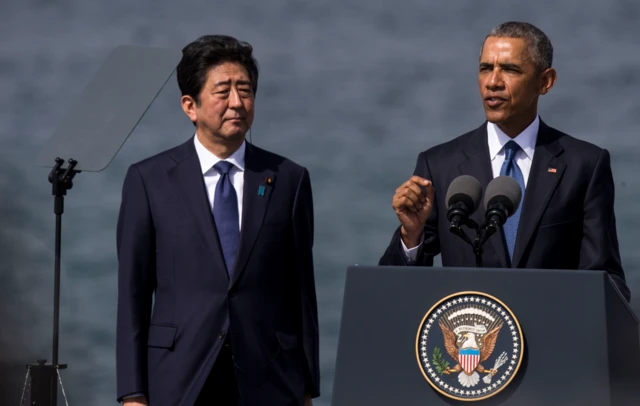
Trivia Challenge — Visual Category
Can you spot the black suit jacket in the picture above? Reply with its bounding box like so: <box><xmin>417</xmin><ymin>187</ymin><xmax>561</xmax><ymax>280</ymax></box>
<box><xmin>380</xmin><ymin>120</ymin><xmax>630</xmax><ymax>301</ymax></box>
<box><xmin>116</xmin><ymin>138</ymin><xmax>320</xmax><ymax>405</ymax></box>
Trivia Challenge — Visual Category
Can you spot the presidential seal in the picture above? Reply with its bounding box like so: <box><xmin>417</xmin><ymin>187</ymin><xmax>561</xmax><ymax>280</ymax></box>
<box><xmin>416</xmin><ymin>291</ymin><xmax>523</xmax><ymax>401</ymax></box>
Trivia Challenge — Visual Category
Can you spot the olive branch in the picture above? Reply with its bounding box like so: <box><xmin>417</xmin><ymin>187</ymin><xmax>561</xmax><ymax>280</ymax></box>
<box><xmin>432</xmin><ymin>347</ymin><xmax>450</xmax><ymax>375</ymax></box>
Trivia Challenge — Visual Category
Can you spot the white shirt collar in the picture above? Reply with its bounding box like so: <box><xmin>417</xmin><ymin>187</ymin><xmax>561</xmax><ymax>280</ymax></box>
<box><xmin>193</xmin><ymin>134</ymin><xmax>246</xmax><ymax>175</ymax></box>
<box><xmin>487</xmin><ymin>115</ymin><xmax>539</xmax><ymax>161</ymax></box>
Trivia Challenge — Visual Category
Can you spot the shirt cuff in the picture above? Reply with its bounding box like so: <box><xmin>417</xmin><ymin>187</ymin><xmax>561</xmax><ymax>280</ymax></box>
<box><xmin>121</xmin><ymin>393</ymin><xmax>146</xmax><ymax>403</ymax></box>
<box><xmin>400</xmin><ymin>234</ymin><xmax>424</xmax><ymax>264</ymax></box>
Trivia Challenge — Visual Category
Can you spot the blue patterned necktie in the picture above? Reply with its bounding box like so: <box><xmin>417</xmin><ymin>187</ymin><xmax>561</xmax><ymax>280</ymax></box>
<box><xmin>499</xmin><ymin>141</ymin><xmax>525</xmax><ymax>262</ymax></box>
<box><xmin>213</xmin><ymin>161</ymin><xmax>240</xmax><ymax>277</ymax></box>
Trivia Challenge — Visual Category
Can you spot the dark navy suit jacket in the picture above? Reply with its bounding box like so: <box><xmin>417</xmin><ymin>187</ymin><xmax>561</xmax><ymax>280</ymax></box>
<box><xmin>116</xmin><ymin>138</ymin><xmax>320</xmax><ymax>405</ymax></box>
<box><xmin>380</xmin><ymin>119</ymin><xmax>630</xmax><ymax>301</ymax></box>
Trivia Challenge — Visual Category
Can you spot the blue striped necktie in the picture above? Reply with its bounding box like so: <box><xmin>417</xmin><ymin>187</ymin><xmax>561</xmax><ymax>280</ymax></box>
<box><xmin>213</xmin><ymin>161</ymin><xmax>240</xmax><ymax>277</ymax></box>
<box><xmin>499</xmin><ymin>141</ymin><xmax>525</xmax><ymax>262</ymax></box>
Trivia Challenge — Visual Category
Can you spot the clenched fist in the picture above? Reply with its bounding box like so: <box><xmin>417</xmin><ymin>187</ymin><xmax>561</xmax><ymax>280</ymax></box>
<box><xmin>392</xmin><ymin>176</ymin><xmax>435</xmax><ymax>248</ymax></box>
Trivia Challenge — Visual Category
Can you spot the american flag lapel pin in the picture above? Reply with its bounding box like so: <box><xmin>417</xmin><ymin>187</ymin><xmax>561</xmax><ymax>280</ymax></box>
<box><xmin>548</xmin><ymin>167</ymin><xmax>557</xmax><ymax>173</ymax></box>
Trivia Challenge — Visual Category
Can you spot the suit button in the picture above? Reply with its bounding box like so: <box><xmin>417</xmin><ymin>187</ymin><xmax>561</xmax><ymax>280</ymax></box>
<box><xmin>219</xmin><ymin>331</ymin><xmax>226</xmax><ymax>339</ymax></box>
<box><xmin>229</xmin><ymin>290</ymin><xmax>236</xmax><ymax>297</ymax></box>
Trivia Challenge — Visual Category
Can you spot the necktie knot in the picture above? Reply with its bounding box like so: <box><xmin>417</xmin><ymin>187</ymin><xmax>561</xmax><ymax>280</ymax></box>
<box><xmin>503</xmin><ymin>141</ymin><xmax>521</xmax><ymax>162</ymax></box>
<box><xmin>214</xmin><ymin>161</ymin><xmax>234</xmax><ymax>175</ymax></box>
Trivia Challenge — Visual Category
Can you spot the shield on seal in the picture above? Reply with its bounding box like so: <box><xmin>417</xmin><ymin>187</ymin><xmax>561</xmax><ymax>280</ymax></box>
<box><xmin>459</xmin><ymin>348</ymin><xmax>480</xmax><ymax>374</ymax></box>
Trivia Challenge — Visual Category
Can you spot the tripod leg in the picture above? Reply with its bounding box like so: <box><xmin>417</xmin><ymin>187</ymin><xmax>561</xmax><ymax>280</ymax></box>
<box><xmin>56</xmin><ymin>369</ymin><xmax>70</xmax><ymax>406</ymax></box>
<box><xmin>19</xmin><ymin>369</ymin><xmax>30</xmax><ymax>406</ymax></box>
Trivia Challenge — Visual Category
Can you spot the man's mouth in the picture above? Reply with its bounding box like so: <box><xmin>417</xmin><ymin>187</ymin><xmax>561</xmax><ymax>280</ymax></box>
<box><xmin>484</xmin><ymin>96</ymin><xmax>507</xmax><ymax>108</ymax></box>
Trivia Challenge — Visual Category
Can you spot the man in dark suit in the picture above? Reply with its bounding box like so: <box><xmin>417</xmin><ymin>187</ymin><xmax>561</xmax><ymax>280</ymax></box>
<box><xmin>379</xmin><ymin>21</ymin><xmax>630</xmax><ymax>301</ymax></box>
<box><xmin>116</xmin><ymin>35</ymin><xmax>320</xmax><ymax>405</ymax></box>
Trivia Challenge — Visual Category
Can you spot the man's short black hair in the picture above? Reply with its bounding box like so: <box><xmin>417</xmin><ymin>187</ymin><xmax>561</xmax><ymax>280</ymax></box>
<box><xmin>176</xmin><ymin>35</ymin><xmax>259</xmax><ymax>105</ymax></box>
<box><xmin>482</xmin><ymin>21</ymin><xmax>553</xmax><ymax>72</ymax></box>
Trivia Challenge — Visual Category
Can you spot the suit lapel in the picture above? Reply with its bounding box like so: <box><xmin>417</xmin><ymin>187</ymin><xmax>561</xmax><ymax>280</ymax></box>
<box><xmin>511</xmin><ymin>121</ymin><xmax>566</xmax><ymax>267</ymax></box>
<box><xmin>167</xmin><ymin>139</ymin><xmax>228</xmax><ymax>276</ymax></box>
<box><xmin>458</xmin><ymin>124</ymin><xmax>510</xmax><ymax>268</ymax></box>
<box><xmin>229</xmin><ymin>143</ymin><xmax>275</xmax><ymax>289</ymax></box>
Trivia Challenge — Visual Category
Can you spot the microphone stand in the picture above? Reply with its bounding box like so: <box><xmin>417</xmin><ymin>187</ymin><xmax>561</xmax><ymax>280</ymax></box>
<box><xmin>449</xmin><ymin>219</ymin><xmax>483</xmax><ymax>267</ymax></box>
<box><xmin>450</xmin><ymin>218</ymin><xmax>499</xmax><ymax>268</ymax></box>
<box><xmin>472</xmin><ymin>231</ymin><xmax>484</xmax><ymax>268</ymax></box>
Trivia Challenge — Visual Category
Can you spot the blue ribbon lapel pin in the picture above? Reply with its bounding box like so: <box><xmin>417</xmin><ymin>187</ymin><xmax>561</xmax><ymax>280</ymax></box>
<box><xmin>258</xmin><ymin>176</ymin><xmax>273</xmax><ymax>197</ymax></box>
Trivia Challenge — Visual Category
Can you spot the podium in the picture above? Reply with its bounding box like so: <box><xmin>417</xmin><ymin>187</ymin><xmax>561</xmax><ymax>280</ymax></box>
<box><xmin>331</xmin><ymin>266</ymin><xmax>640</xmax><ymax>406</ymax></box>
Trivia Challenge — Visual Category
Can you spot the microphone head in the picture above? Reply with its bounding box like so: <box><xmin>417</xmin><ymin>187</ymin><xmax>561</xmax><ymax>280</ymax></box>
<box><xmin>483</xmin><ymin>176</ymin><xmax>523</xmax><ymax>217</ymax></box>
<box><xmin>445</xmin><ymin>175</ymin><xmax>482</xmax><ymax>213</ymax></box>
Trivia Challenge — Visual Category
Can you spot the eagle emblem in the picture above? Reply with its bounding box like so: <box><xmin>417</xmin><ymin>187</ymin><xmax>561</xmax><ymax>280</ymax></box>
<box><xmin>416</xmin><ymin>292</ymin><xmax>523</xmax><ymax>401</ymax></box>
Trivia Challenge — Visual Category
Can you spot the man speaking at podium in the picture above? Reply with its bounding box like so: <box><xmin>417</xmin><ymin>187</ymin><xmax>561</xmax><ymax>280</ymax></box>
<box><xmin>379</xmin><ymin>21</ymin><xmax>630</xmax><ymax>301</ymax></box>
<box><xmin>116</xmin><ymin>35</ymin><xmax>319</xmax><ymax>405</ymax></box>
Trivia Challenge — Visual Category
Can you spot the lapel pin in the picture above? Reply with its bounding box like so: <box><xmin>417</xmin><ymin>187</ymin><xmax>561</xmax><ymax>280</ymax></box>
<box><xmin>258</xmin><ymin>185</ymin><xmax>265</xmax><ymax>196</ymax></box>
<box><xmin>265</xmin><ymin>177</ymin><xmax>273</xmax><ymax>185</ymax></box>
<box><xmin>548</xmin><ymin>167</ymin><xmax>557</xmax><ymax>173</ymax></box>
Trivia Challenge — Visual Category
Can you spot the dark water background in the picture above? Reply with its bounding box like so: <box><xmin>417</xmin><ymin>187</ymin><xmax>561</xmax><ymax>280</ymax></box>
<box><xmin>1</xmin><ymin>0</ymin><xmax>639</xmax><ymax>404</ymax></box>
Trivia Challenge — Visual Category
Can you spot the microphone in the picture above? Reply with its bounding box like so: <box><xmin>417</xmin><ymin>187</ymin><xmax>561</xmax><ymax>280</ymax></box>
<box><xmin>482</xmin><ymin>176</ymin><xmax>523</xmax><ymax>236</ymax></box>
<box><xmin>446</xmin><ymin>175</ymin><xmax>483</xmax><ymax>231</ymax></box>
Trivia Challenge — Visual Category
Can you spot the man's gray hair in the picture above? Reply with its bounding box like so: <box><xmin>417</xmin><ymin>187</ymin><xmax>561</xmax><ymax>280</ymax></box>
<box><xmin>482</xmin><ymin>21</ymin><xmax>553</xmax><ymax>72</ymax></box>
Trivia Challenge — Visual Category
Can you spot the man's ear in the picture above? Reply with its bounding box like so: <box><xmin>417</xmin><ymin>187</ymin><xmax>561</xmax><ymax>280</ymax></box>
<box><xmin>181</xmin><ymin>95</ymin><xmax>198</xmax><ymax>122</ymax></box>
<box><xmin>539</xmin><ymin>67</ymin><xmax>557</xmax><ymax>95</ymax></box>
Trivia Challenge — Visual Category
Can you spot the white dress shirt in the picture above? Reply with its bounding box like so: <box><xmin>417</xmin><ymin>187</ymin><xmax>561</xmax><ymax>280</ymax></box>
<box><xmin>401</xmin><ymin>116</ymin><xmax>540</xmax><ymax>262</ymax></box>
<box><xmin>194</xmin><ymin>134</ymin><xmax>246</xmax><ymax>230</ymax></box>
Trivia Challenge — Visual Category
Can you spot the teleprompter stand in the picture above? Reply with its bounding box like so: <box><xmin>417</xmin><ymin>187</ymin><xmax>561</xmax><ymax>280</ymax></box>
<box><xmin>22</xmin><ymin>45</ymin><xmax>181</xmax><ymax>406</ymax></box>
<box><xmin>24</xmin><ymin>159</ymin><xmax>78</xmax><ymax>406</ymax></box>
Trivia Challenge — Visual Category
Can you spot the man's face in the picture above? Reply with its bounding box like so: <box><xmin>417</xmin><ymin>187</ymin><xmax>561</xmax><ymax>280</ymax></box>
<box><xmin>478</xmin><ymin>37</ymin><xmax>547</xmax><ymax>132</ymax></box>
<box><xmin>183</xmin><ymin>61</ymin><xmax>255</xmax><ymax>143</ymax></box>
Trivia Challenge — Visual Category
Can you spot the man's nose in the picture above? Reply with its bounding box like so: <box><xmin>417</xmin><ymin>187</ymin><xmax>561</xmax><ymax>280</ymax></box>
<box><xmin>229</xmin><ymin>88</ymin><xmax>243</xmax><ymax>107</ymax></box>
